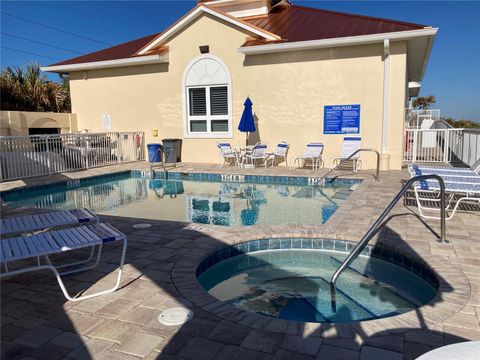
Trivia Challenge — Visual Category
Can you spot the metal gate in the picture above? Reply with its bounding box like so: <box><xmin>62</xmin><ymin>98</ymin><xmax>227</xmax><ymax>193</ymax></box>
<box><xmin>403</xmin><ymin>128</ymin><xmax>464</xmax><ymax>163</ymax></box>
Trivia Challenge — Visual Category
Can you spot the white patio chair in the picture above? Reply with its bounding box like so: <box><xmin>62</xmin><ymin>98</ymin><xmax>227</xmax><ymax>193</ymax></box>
<box><xmin>0</xmin><ymin>223</ymin><xmax>127</xmax><ymax>301</ymax></box>
<box><xmin>241</xmin><ymin>144</ymin><xmax>268</xmax><ymax>168</ymax></box>
<box><xmin>333</xmin><ymin>137</ymin><xmax>362</xmax><ymax>172</ymax></box>
<box><xmin>217</xmin><ymin>142</ymin><xmax>239</xmax><ymax>167</ymax></box>
<box><xmin>266</xmin><ymin>141</ymin><xmax>290</xmax><ymax>167</ymax></box>
<box><xmin>0</xmin><ymin>208</ymin><xmax>99</xmax><ymax>237</ymax></box>
<box><xmin>294</xmin><ymin>143</ymin><xmax>324</xmax><ymax>171</ymax></box>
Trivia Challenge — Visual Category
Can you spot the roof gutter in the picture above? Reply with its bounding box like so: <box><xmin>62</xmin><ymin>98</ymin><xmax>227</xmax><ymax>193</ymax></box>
<box><xmin>238</xmin><ymin>28</ymin><xmax>438</xmax><ymax>55</ymax></box>
<box><xmin>417</xmin><ymin>29</ymin><xmax>436</xmax><ymax>81</ymax></box>
<box><xmin>41</xmin><ymin>54</ymin><xmax>169</xmax><ymax>73</ymax></box>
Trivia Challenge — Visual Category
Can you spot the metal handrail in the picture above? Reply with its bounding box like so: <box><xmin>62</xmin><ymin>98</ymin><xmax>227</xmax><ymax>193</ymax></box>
<box><xmin>329</xmin><ymin>174</ymin><xmax>446</xmax><ymax>310</ymax></box>
<box><xmin>314</xmin><ymin>148</ymin><xmax>380</xmax><ymax>185</ymax></box>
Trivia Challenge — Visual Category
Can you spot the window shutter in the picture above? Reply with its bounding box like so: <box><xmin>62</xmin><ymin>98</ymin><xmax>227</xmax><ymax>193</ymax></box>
<box><xmin>189</xmin><ymin>88</ymin><xmax>207</xmax><ymax>116</ymax></box>
<box><xmin>210</xmin><ymin>86</ymin><xmax>228</xmax><ymax>115</ymax></box>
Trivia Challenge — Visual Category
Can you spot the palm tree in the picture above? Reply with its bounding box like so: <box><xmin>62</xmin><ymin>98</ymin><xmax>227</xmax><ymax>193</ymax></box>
<box><xmin>413</xmin><ymin>95</ymin><xmax>436</xmax><ymax>110</ymax></box>
<box><xmin>0</xmin><ymin>63</ymin><xmax>71</xmax><ymax>112</ymax></box>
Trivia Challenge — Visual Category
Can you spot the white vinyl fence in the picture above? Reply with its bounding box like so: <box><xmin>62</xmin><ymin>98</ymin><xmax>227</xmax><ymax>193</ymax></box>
<box><xmin>0</xmin><ymin>132</ymin><xmax>145</xmax><ymax>181</ymax></box>
<box><xmin>404</xmin><ymin>128</ymin><xmax>480</xmax><ymax>165</ymax></box>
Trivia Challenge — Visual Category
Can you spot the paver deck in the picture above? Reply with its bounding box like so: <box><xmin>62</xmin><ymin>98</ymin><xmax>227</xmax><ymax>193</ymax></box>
<box><xmin>1</xmin><ymin>161</ymin><xmax>480</xmax><ymax>360</ymax></box>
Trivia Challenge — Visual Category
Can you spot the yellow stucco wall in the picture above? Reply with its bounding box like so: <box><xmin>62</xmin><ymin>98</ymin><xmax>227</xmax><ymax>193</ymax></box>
<box><xmin>0</xmin><ymin>111</ymin><xmax>78</xmax><ymax>136</ymax></box>
<box><xmin>69</xmin><ymin>14</ymin><xmax>407</xmax><ymax>169</ymax></box>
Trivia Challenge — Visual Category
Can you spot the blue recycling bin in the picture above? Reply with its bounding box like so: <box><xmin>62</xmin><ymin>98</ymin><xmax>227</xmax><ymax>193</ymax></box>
<box><xmin>147</xmin><ymin>144</ymin><xmax>163</xmax><ymax>163</ymax></box>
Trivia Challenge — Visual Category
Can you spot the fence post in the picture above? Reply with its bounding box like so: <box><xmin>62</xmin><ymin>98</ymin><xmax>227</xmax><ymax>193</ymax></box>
<box><xmin>412</xmin><ymin>130</ymin><xmax>418</xmax><ymax>163</ymax></box>
<box><xmin>85</xmin><ymin>138</ymin><xmax>89</xmax><ymax>169</ymax></box>
<box><xmin>443</xmin><ymin>130</ymin><xmax>450</xmax><ymax>163</ymax></box>
<box><xmin>118</xmin><ymin>133</ymin><xmax>123</xmax><ymax>164</ymax></box>
<box><xmin>46</xmin><ymin>135</ymin><xmax>52</xmax><ymax>175</ymax></box>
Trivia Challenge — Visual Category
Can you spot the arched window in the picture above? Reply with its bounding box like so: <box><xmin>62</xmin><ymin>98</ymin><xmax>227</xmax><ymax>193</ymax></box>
<box><xmin>182</xmin><ymin>54</ymin><xmax>232</xmax><ymax>138</ymax></box>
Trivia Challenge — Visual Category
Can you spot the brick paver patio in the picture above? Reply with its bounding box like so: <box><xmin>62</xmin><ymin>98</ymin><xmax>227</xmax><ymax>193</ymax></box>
<box><xmin>1</xmin><ymin>161</ymin><xmax>479</xmax><ymax>360</ymax></box>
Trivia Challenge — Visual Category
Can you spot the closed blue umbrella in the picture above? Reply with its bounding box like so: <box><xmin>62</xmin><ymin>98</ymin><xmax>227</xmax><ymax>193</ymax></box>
<box><xmin>238</xmin><ymin>97</ymin><xmax>255</xmax><ymax>145</ymax></box>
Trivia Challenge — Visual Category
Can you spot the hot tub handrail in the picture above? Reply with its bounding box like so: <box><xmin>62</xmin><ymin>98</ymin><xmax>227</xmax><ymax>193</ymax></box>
<box><xmin>330</xmin><ymin>174</ymin><xmax>446</xmax><ymax>300</ymax></box>
<box><xmin>314</xmin><ymin>148</ymin><xmax>380</xmax><ymax>185</ymax></box>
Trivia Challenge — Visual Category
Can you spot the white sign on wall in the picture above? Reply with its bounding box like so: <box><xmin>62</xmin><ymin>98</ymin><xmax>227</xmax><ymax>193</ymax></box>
<box><xmin>102</xmin><ymin>114</ymin><xmax>112</xmax><ymax>130</ymax></box>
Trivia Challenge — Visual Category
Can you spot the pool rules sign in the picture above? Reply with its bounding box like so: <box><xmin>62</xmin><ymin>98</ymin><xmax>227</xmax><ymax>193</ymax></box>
<box><xmin>323</xmin><ymin>104</ymin><xmax>360</xmax><ymax>134</ymax></box>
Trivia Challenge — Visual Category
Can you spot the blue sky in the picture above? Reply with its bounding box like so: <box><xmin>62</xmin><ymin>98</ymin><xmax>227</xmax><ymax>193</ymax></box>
<box><xmin>1</xmin><ymin>1</ymin><xmax>479</xmax><ymax>121</ymax></box>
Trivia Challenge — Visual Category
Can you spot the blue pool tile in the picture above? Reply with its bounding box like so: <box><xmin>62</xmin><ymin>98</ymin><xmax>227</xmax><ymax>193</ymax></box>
<box><xmin>361</xmin><ymin>246</ymin><xmax>370</xmax><ymax>256</ymax></box>
<box><xmin>238</xmin><ymin>242</ymin><xmax>248</xmax><ymax>254</ymax></box>
<box><xmin>382</xmin><ymin>248</ymin><xmax>393</xmax><ymax>261</ymax></box>
<box><xmin>301</xmin><ymin>238</ymin><xmax>313</xmax><ymax>249</ymax></box>
<box><xmin>334</xmin><ymin>240</ymin><xmax>347</xmax><ymax>252</ymax></box>
<box><xmin>346</xmin><ymin>242</ymin><xmax>355</xmax><ymax>252</ymax></box>
<box><xmin>280</xmin><ymin>238</ymin><xmax>292</xmax><ymax>249</ymax></box>
<box><xmin>249</xmin><ymin>240</ymin><xmax>260</xmax><ymax>252</ymax></box>
<box><xmin>371</xmin><ymin>246</ymin><xmax>382</xmax><ymax>258</ymax></box>
<box><xmin>312</xmin><ymin>239</ymin><xmax>323</xmax><ymax>249</ymax></box>
<box><xmin>323</xmin><ymin>239</ymin><xmax>334</xmax><ymax>250</ymax></box>
<box><xmin>393</xmin><ymin>252</ymin><xmax>403</xmax><ymax>265</ymax></box>
<box><xmin>259</xmin><ymin>239</ymin><xmax>269</xmax><ymax>251</ymax></box>
<box><xmin>270</xmin><ymin>239</ymin><xmax>281</xmax><ymax>250</ymax></box>
<box><xmin>292</xmin><ymin>238</ymin><xmax>302</xmax><ymax>249</ymax></box>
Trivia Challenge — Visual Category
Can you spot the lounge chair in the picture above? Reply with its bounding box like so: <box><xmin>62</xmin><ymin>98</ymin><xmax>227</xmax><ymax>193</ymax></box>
<box><xmin>0</xmin><ymin>209</ymin><xmax>99</xmax><ymax>237</ymax></box>
<box><xmin>408</xmin><ymin>167</ymin><xmax>480</xmax><ymax>184</ymax></box>
<box><xmin>410</xmin><ymin>159</ymin><xmax>480</xmax><ymax>176</ymax></box>
<box><xmin>241</xmin><ymin>144</ymin><xmax>268</xmax><ymax>168</ymax></box>
<box><xmin>412</xmin><ymin>179</ymin><xmax>480</xmax><ymax>220</ymax></box>
<box><xmin>217</xmin><ymin>142</ymin><xmax>238</xmax><ymax>167</ymax></box>
<box><xmin>0</xmin><ymin>223</ymin><xmax>127</xmax><ymax>301</ymax></box>
<box><xmin>294</xmin><ymin>143</ymin><xmax>324</xmax><ymax>171</ymax></box>
<box><xmin>333</xmin><ymin>137</ymin><xmax>362</xmax><ymax>172</ymax></box>
<box><xmin>266</xmin><ymin>141</ymin><xmax>289</xmax><ymax>167</ymax></box>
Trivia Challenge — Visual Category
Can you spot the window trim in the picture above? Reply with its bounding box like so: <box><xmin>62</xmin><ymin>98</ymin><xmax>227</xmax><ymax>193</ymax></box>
<box><xmin>182</xmin><ymin>54</ymin><xmax>233</xmax><ymax>139</ymax></box>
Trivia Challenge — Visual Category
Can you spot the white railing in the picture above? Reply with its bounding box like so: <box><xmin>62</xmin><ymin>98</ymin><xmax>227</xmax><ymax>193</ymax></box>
<box><xmin>452</xmin><ymin>128</ymin><xmax>480</xmax><ymax>166</ymax></box>
<box><xmin>406</xmin><ymin>109</ymin><xmax>441</xmax><ymax>128</ymax></box>
<box><xmin>404</xmin><ymin>128</ymin><xmax>464</xmax><ymax>163</ymax></box>
<box><xmin>0</xmin><ymin>132</ymin><xmax>145</xmax><ymax>181</ymax></box>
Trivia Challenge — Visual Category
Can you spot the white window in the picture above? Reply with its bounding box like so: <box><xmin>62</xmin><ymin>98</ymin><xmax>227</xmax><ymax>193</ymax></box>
<box><xmin>182</xmin><ymin>55</ymin><xmax>232</xmax><ymax>138</ymax></box>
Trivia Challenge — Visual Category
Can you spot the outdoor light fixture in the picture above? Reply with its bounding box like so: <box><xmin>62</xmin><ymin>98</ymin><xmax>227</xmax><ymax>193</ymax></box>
<box><xmin>199</xmin><ymin>45</ymin><xmax>209</xmax><ymax>54</ymax></box>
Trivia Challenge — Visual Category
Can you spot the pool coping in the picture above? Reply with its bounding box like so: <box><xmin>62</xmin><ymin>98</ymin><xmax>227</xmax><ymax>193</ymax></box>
<box><xmin>171</xmin><ymin>226</ymin><xmax>470</xmax><ymax>337</ymax></box>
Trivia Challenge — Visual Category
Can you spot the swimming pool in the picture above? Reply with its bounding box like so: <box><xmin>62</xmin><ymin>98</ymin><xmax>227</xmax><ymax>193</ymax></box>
<box><xmin>1</xmin><ymin>172</ymin><xmax>360</xmax><ymax>227</ymax></box>
<box><xmin>197</xmin><ymin>239</ymin><xmax>438</xmax><ymax>323</ymax></box>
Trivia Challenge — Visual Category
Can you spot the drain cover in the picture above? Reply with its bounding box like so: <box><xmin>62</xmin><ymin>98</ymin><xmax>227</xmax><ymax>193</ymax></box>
<box><xmin>158</xmin><ymin>307</ymin><xmax>193</xmax><ymax>326</ymax></box>
<box><xmin>133</xmin><ymin>223</ymin><xmax>152</xmax><ymax>229</ymax></box>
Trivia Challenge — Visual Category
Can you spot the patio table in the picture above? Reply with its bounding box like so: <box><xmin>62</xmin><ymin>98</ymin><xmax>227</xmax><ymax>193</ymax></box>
<box><xmin>233</xmin><ymin>145</ymin><xmax>255</xmax><ymax>167</ymax></box>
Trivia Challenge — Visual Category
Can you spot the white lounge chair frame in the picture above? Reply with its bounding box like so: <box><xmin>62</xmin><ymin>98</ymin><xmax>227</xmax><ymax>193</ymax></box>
<box><xmin>294</xmin><ymin>143</ymin><xmax>324</xmax><ymax>171</ymax></box>
<box><xmin>333</xmin><ymin>137</ymin><xmax>362</xmax><ymax>172</ymax></box>
<box><xmin>241</xmin><ymin>144</ymin><xmax>268</xmax><ymax>168</ymax></box>
<box><xmin>413</xmin><ymin>180</ymin><xmax>480</xmax><ymax>220</ymax></box>
<box><xmin>217</xmin><ymin>142</ymin><xmax>239</xmax><ymax>167</ymax></box>
<box><xmin>266</xmin><ymin>141</ymin><xmax>289</xmax><ymax>167</ymax></box>
<box><xmin>1</xmin><ymin>223</ymin><xmax>127</xmax><ymax>301</ymax></box>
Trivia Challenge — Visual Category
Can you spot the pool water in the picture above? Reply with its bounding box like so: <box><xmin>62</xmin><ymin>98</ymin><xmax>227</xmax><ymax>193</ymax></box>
<box><xmin>198</xmin><ymin>249</ymin><xmax>437</xmax><ymax>322</ymax></box>
<box><xmin>1</xmin><ymin>173</ymin><xmax>357</xmax><ymax>227</ymax></box>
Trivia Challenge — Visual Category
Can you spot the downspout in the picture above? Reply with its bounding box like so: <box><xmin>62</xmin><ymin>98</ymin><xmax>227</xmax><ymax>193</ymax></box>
<box><xmin>380</xmin><ymin>38</ymin><xmax>390</xmax><ymax>170</ymax></box>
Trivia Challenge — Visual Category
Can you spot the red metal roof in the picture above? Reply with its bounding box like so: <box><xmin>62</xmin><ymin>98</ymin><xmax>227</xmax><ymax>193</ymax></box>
<box><xmin>242</xmin><ymin>5</ymin><xmax>426</xmax><ymax>46</ymax></box>
<box><xmin>48</xmin><ymin>32</ymin><xmax>161</xmax><ymax>66</ymax></box>
<box><xmin>47</xmin><ymin>3</ymin><xmax>427</xmax><ymax>67</ymax></box>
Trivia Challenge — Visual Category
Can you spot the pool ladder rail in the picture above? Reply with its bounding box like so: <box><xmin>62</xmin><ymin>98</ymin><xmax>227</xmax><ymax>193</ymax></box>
<box><xmin>329</xmin><ymin>174</ymin><xmax>447</xmax><ymax>311</ymax></box>
<box><xmin>313</xmin><ymin>148</ymin><xmax>380</xmax><ymax>186</ymax></box>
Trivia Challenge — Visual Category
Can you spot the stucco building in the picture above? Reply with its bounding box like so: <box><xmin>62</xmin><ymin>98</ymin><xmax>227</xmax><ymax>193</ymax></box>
<box><xmin>42</xmin><ymin>0</ymin><xmax>437</xmax><ymax>170</ymax></box>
